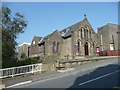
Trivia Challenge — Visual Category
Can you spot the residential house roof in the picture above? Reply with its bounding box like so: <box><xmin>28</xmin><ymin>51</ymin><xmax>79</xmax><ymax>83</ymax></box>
<box><xmin>97</xmin><ymin>23</ymin><xmax>119</xmax><ymax>31</ymax></box>
<box><xmin>31</xmin><ymin>36</ymin><xmax>43</xmax><ymax>45</ymax></box>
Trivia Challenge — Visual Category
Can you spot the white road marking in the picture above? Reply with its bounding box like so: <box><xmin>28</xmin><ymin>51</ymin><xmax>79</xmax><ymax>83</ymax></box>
<box><xmin>6</xmin><ymin>80</ymin><xmax>32</xmax><ymax>88</ymax></box>
<box><xmin>79</xmin><ymin>70</ymin><xmax>120</xmax><ymax>86</ymax></box>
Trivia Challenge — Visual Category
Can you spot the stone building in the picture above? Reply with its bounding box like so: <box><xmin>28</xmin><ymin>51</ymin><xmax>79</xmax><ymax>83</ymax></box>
<box><xmin>97</xmin><ymin>23</ymin><xmax>119</xmax><ymax>52</ymax></box>
<box><xmin>60</xmin><ymin>17</ymin><xmax>98</xmax><ymax>59</ymax></box>
<box><xmin>18</xmin><ymin>43</ymin><xmax>31</xmax><ymax>60</ymax></box>
<box><xmin>38</xmin><ymin>16</ymin><xmax>98</xmax><ymax>59</ymax></box>
<box><xmin>27</xmin><ymin>16</ymin><xmax>120</xmax><ymax>59</ymax></box>
<box><xmin>38</xmin><ymin>30</ymin><xmax>63</xmax><ymax>57</ymax></box>
<box><xmin>29</xmin><ymin>36</ymin><xmax>42</xmax><ymax>58</ymax></box>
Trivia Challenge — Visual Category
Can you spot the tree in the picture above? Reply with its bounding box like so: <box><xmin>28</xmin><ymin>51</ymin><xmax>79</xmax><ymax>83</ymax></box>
<box><xmin>2</xmin><ymin>7</ymin><xmax>27</xmax><ymax>68</ymax></box>
<box><xmin>0</xmin><ymin>27</ymin><xmax>1</xmax><ymax>69</ymax></box>
<box><xmin>21</xmin><ymin>53</ymin><xmax>27</xmax><ymax>60</ymax></box>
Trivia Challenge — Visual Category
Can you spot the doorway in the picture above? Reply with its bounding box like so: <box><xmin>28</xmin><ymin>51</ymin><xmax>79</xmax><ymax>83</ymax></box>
<box><xmin>85</xmin><ymin>42</ymin><xmax>89</xmax><ymax>55</ymax></box>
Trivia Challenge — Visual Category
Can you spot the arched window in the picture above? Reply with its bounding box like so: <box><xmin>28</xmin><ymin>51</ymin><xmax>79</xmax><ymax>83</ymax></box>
<box><xmin>33</xmin><ymin>41</ymin><xmax>35</xmax><ymax>45</ymax></box>
<box><xmin>85</xmin><ymin>26</ymin><xmax>89</xmax><ymax>39</ymax></box>
<box><xmin>80</xmin><ymin>27</ymin><xmax>85</xmax><ymax>39</ymax></box>
<box><xmin>81</xmin><ymin>28</ymin><xmax>83</xmax><ymax>39</ymax></box>
<box><xmin>78</xmin><ymin>41</ymin><xmax>80</xmax><ymax>52</ymax></box>
<box><xmin>84</xmin><ymin>28</ymin><xmax>86</xmax><ymax>39</ymax></box>
<box><xmin>81</xmin><ymin>29</ymin><xmax>83</xmax><ymax>39</ymax></box>
<box><xmin>56</xmin><ymin>42</ymin><xmax>60</xmax><ymax>53</ymax></box>
<box><xmin>93</xmin><ymin>42</ymin><xmax>94</xmax><ymax>48</ymax></box>
<box><xmin>52</xmin><ymin>41</ymin><xmax>56</xmax><ymax>53</ymax></box>
<box><xmin>90</xmin><ymin>31</ymin><xmax>92</xmax><ymax>39</ymax></box>
<box><xmin>86</xmin><ymin>26</ymin><xmax>89</xmax><ymax>39</ymax></box>
<box><xmin>87</xmin><ymin>30</ymin><xmax>88</xmax><ymax>39</ymax></box>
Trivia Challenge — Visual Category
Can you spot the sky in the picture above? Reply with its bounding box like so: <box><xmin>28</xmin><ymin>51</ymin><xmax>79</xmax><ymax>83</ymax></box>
<box><xmin>2</xmin><ymin>2</ymin><xmax>118</xmax><ymax>45</ymax></box>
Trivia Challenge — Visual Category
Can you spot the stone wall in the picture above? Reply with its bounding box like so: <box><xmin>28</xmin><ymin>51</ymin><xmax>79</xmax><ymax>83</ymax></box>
<box><xmin>97</xmin><ymin>24</ymin><xmax>119</xmax><ymax>52</ymax></box>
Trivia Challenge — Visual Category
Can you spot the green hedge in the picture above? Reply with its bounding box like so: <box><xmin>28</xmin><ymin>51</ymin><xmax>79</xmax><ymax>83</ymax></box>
<box><xmin>15</xmin><ymin>57</ymin><xmax>42</xmax><ymax>67</ymax></box>
<box><xmin>2</xmin><ymin>57</ymin><xmax>42</xmax><ymax>69</ymax></box>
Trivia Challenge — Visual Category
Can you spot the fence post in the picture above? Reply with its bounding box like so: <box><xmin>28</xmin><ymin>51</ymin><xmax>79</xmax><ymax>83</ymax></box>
<box><xmin>0</xmin><ymin>70</ymin><xmax>3</xmax><ymax>78</ymax></box>
<box><xmin>32</xmin><ymin>65</ymin><xmax>34</xmax><ymax>74</ymax></box>
<box><xmin>40</xmin><ymin>63</ymin><xmax>42</xmax><ymax>72</ymax></box>
<box><xmin>12</xmin><ymin>68</ymin><xmax>14</xmax><ymax>77</ymax></box>
<box><xmin>0</xmin><ymin>63</ymin><xmax>42</xmax><ymax>78</ymax></box>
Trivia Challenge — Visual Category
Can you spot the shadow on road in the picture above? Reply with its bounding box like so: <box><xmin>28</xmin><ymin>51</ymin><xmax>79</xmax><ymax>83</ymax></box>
<box><xmin>67</xmin><ymin>64</ymin><xmax>120</xmax><ymax>89</ymax></box>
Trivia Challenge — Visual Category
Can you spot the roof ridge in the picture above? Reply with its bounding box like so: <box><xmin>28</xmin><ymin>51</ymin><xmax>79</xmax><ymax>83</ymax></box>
<box><xmin>63</xmin><ymin>18</ymin><xmax>89</xmax><ymax>37</ymax></box>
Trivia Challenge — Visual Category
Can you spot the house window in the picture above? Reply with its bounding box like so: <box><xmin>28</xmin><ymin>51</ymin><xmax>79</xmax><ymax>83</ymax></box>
<box><xmin>86</xmin><ymin>30</ymin><xmax>88</xmax><ymax>39</ymax></box>
<box><xmin>33</xmin><ymin>41</ymin><xmax>35</xmax><ymax>44</ymax></box>
<box><xmin>56</xmin><ymin>42</ymin><xmax>60</xmax><ymax>53</ymax></box>
<box><xmin>93</xmin><ymin>42</ymin><xmax>94</xmax><ymax>48</ymax></box>
<box><xmin>85</xmin><ymin>26</ymin><xmax>89</xmax><ymax>39</ymax></box>
<box><xmin>52</xmin><ymin>41</ymin><xmax>56</xmax><ymax>53</ymax></box>
<box><xmin>110</xmin><ymin>43</ymin><xmax>114</xmax><ymax>51</ymax></box>
<box><xmin>52</xmin><ymin>41</ymin><xmax>60</xmax><ymax>53</ymax></box>
<box><xmin>81</xmin><ymin>28</ymin><xmax>83</xmax><ymax>39</ymax></box>
<box><xmin>84</xmin><ymin>28</ymin><xmax>86</xmax><ymax>39</ymax></box>
<box><xmin>75</xmin><ymin>41</ymin><xmax>80</xmax><ymax>54</ymax></box>
<box><xmin>80</xmin><ymin>27</ymin><xmax>85</xmax><ymax>39</ymax></box>
<box><xmin>90</xmin><ymin>31</ymin><xmax>92</xmax><ymax>39</ymax></box>
<box><xmin>78</xmin><ymin>41</ymin><xmax>80</xmax><ymax>52</ymax></box>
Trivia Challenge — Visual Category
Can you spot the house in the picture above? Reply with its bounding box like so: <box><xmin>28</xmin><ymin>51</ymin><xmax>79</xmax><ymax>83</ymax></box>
<box><xmin>97</xmin><ymin>23</ymin><xmax>119</xmax><ymax>51</ymax></box>
<box><xmin>38</xmin><ymin>30</ymin><xmax>63</xmax><ymax>57</ymax></box>
<box><xmin>97</xmin><ymin>23</ymin><xmax>120</xmax><ymax>56</ymax></box>
<box><xmin>29</xmin><ymin>36</ymin><xmax>42</xmax><ymax>58</ymax></box>
<box><xmin>18</xmin><ymin>43</ymin><xmax>31</xmax><ymax>60</ymax></box>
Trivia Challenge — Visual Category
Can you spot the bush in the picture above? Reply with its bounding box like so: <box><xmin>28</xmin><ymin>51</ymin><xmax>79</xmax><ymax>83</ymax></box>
<box><xmin>3</xmin><ymin>57</ymin><xmax>42</xmax><ymax>68</ymax></box>
<box><xmin>16</xmin><ymin>57</ymin><xmax>42</xmax><ymax>67</ymax></box>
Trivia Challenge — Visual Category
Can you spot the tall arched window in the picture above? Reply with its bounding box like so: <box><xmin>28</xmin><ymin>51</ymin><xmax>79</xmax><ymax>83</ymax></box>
<box><xmin>56</xmin><ymin>42</ymin><xmax>60</xmax><ymax>53</ymax></box>
<box><xmin>52</xmin><ymin>41</ymin><xmax>56</xmax><ymax>53</ymax></box>
<box><xmin>87</xmin><ymin>30</ymin><xmax>88</xmax><ymax>39</ymax></box>
<box><xmin>81</xmin><ymin>28</ymin><xmax>83</xmax><ymax>39</ymax></box>
<box><xmin>84</xmin><ymin>28</ymin><xmax>86</xmax><ymax>39</ymax></box>
<box><xmin>85</xmin><ymin>26</ymin><xmax>90</xmax><ymax>39</ymax></box>
<box><xmin>90</xmin><ymin>31</ymin><xmax>92</xmax><ymax>39</ymax></box>
<box><xmin>78</xmin><ymin>41</ymin><xmax>80</xmax><ymax>52</ymax></box>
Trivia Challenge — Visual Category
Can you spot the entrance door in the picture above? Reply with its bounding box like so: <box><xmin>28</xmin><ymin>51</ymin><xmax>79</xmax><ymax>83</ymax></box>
<box><xmin>85</xmin><ymin>42</ymin><xmax>89</xmax><ymax>55</ymax></box>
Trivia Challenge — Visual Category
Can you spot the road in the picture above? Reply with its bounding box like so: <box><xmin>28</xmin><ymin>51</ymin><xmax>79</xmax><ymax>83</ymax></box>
<box><xmin>10</xmin><ymin>58</ymin><xmax>120</xmax><ymax>88</ymax></box>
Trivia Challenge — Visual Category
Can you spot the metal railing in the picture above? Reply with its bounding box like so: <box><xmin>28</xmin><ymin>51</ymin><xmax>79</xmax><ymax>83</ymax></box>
<box><xmin>0</xmin><ymin>63</ymin><xmax>42</xmax><ymax>78</ymax></box>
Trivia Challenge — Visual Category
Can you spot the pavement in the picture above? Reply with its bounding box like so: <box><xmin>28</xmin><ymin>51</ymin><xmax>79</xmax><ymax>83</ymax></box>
<box><xmin>2</xmin><ymin>56</ymin><xmax>120</xmax><ymax>89</ymax></box>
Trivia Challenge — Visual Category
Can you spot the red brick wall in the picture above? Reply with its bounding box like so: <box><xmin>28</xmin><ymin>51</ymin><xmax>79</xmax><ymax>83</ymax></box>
<box><xmin>99</xmin><ymin>50</ymin><xmax>120</xmax><ymax>56</ymax></box>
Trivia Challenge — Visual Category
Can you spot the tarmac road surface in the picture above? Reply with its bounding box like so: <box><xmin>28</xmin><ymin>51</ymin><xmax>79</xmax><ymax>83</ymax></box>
<box><xmin>11</xmin><ymin>58</ymin><xmax>119</xmax><ymax>88</ymax></box>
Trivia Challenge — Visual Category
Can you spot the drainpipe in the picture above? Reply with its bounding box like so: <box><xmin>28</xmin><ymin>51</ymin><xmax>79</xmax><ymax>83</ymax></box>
<box><xmin>112</xmin><ymin>35</ymin><xmax>115</xmax><ymax>50</ymax></box>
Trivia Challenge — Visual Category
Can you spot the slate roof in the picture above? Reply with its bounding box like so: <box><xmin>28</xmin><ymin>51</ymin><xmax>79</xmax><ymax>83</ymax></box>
<box><xmin>39</xmin><ymin>30</ymin><xmax>61</xmax><ymax>44</ymax></box>
<box><xmin>31</xmin><ymin>36</ymin><xmax>43</xmax><ymax>45</ymax></box>
<box><xmin>39</xmin><ymin>17</ymin><xmax>95</xmax><ymax>44</ymax></box>
<box><xmin>39</xmin><ymin>34</ymin><xmax>50</xmax><ymax>44</ymax></box>
<box><xmin>60</xmin><ymin>18</ymin><xmax>95</xmax><ymax>38</ymax></box>
<box><xmin>97</xmin><ymin>23</ymin><xmax>120</xmax><ymax>30</ymax></box>
<box><xmin>34</xmin><ymin>36</ymin><xmax>43</xmax><ymax>41</ymax></box>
